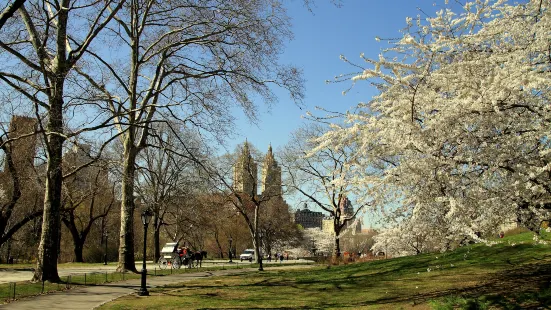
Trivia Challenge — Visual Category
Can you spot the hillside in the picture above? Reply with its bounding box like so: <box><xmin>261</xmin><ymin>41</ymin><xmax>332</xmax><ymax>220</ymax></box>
<box><xmin>101</xmin><ymin>230</ymin><xmax>551</xmax><ymax>309</ymax></box>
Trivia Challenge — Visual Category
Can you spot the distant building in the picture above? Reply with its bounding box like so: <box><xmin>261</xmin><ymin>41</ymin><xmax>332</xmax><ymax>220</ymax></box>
<box><xmin>339</xmin><ymin>196</ymin><xmax>362</xmax><ymax>233</ymax></box>
<box><xmin>233</xmin><ymin>141</ymin><xmax>258</xmax><ymax>195</ymax></box>
<box><xmin>322</xmin><ymin>217</ymin><xmax>334</xmax><ymax>233</ymax></box>
<box><xmin>233</xmin><ymin>141</ymin><xmax>284</xmax><ymax>200</ymax></box>
<box><xmin>5</xmin><ymin>116</ymin><xmax>37</xmax><ymax>175</ymax></box>
<box><xmin>261</xmin><ymin>145</ymin><xmax>281</xmax><ymax>197</ymax></box>
<box><xmin>319</xmin><ymin>197</ymin><xmax>363</xmax><ymax>234</ymax></box>
<box><xmin>339</xmin><ymin>196</ymin><xmax>354</xmax><ymax>217</ymax></box>
<box><xmin>361</xmin><ymin>228</ymin><xmax>377</xmax><ymax>234</ymax></box>
<box><xmin>294</xmin><ymin>204</ymin><xmax>323</xmax><ymax>229</ymax></box>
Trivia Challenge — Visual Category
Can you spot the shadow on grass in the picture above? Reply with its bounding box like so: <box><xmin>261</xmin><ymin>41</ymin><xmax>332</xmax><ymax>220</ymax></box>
<box><xmin>175</xmin><ymin>257</ymin><xmax>551</xmax><ymax>309</ymax></box>
<box><xmin>359</xmin><ymin>262</ymin><xmax>551</xmax><ymax>309</ymax></box>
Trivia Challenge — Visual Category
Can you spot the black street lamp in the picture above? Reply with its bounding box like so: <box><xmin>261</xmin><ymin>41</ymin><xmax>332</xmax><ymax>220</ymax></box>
<box><xmin>258</xmin><ymin>232</ymin><xmax>263</xmax><ymax>271</ymax></box>
<box><xmin>138</xmin><ymin>209</ymin><xmax>153</xmax><ymax>296</ymax></box>
<box><xmin>228</xmin><ymin>236</ymin><xmax>233</xmax><ymax>263</ymax></box>
<box><xmin>103</xmin><ymin>231</ymin><xmax>108</xmax><ymax>265</ymax></box>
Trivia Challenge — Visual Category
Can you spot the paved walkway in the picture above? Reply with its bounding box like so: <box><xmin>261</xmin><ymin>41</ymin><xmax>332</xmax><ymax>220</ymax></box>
<box><xmin>0</xmin><ymin>265</ymin><xmax>315</xmax><ymax>310</ymax></box>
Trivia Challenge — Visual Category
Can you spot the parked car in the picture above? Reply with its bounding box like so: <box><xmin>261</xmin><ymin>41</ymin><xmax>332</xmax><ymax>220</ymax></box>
<box><xmin>239</xmin><ymin>249</ymin><xmax>255</xmax><ymax>262</ymax></box>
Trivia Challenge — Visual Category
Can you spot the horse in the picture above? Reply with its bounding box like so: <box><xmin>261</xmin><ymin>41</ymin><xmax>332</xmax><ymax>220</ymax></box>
<box><xmin>191</xmin><ymin>251</ymin><xmax>203</xmax><ymax>268</ymax></box>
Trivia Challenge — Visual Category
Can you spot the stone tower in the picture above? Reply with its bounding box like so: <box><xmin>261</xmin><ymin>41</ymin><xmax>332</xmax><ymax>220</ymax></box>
<box><xmin>233</xmin><ymin>141</ymin><xmax>257</xmax><ymax>195</ymax></box>
<box><xmin>5</xmin><ymin>116</ymin><xmax>37</xmax><ymax>174</ymax></box>
<box><xmin>261</xmin><ymin>144</ymin><xmax>282</xmax><ymax>197</ymax></box>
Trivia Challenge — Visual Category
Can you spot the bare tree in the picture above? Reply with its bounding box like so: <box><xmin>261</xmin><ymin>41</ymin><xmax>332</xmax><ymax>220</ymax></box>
<box><xmin>179</xmin><ymin>143</ymin><xmax>283</xmax><ymax>271</ymax></box>
<box><xmin>76</xmin><ymin>0</ymin><xmax>303</xmax><ymax>272</ymax></box>
<box><xmin>0</xmin><ymin>0</ymin><xmax>126</xmax><ymax>281</ymax></box>
<box><xmin>259</xmin><ymin>198</ymin><xmax>300</xmax><ymax>258</ymax></box>
<box><xmin>0</xmin><ymin>0</ymin><xmax>25</xmax><ymax>30</ymax></box>
<box><xmin>61</xmin><ymin>149</ymin><xmax>115</xmax><ymax>263</ymax></box>
<box><xmin>281</xmin><ymin>124</ymin><xmax>367</xmax><ymax>258</ymax></box>
<box><xmin>135</xmin><ymin>124</ymin><xmax>203</xmax><ymax>261</ymax></box>
<box><xmin>0</xmin><ymin>117</ymin><xmax>43</xmax><ymax>248</ymax></box>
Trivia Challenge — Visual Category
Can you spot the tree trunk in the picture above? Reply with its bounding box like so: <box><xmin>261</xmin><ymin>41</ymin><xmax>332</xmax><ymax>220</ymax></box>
<box><xmin>333</xmin><ymin>217</ymin><xmax>341</xmax><ymax>258</ymax></box>
<box><xmin>74</xmin><ymin>240</ymin><xmax>84</xmax><ymax>263</ymax></box>
<box><xmin>214</xmin><ymin>232</ymin><xmax>223</xmax><ymax>259</ymax></box>
<box><xmin>33</xmin><ymin>68</ymin><xmax>66</xmax><ymax>281</ymax></box>
<box><xmin>31</xmin><ymin>0</ymin><xmax>70</xmax><ymax>283</ymax></box>
<box><xmin>33</xmin><ymin>106</ymin><xmax>64</xmax><ymax>282</ymax></box>
<box><xmin>253</xmin><ymin>205</ymin><xmax>263</xmax><ymax>271</ymax></box>
<box><xmin>333</xmin><ymin>237</ymin><xmax>341</xmax><ymax>258</ymax></box>
<box><xmin>117</xmin><ymin>143</ymin><xmax>138</xmax><ymax>273</ymax></box>
<box><xmin>154</xmin><ymin>221</ymin><xmax>160</xmax><ymax>262</ymax></box>
<box><xmin>6</xmin><ymin>238</ymin><xmax>11</xmax><ymax>263</ymax></box>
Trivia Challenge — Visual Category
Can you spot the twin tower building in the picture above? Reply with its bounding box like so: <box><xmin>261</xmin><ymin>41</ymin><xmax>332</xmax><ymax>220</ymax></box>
<box><xmin>233</xmin><ymin>141</ymin><xmax>282</xmax><ymax>198</ymax></box>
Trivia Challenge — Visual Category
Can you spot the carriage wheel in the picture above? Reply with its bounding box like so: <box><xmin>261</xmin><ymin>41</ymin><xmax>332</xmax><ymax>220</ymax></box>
<box><xmin>171</xmin><ymin>253</ymin><xmax>181</xmax><ymax>269</ymax></box>
<box><xmin>158</xmin><ymin>257</ymin><xmax>168</xmax><ymax>269</ymax></box>
<box><xmin>172</xmin><ymin>258</ymin><xmax>181</xmax><ymax>269</ymax></box>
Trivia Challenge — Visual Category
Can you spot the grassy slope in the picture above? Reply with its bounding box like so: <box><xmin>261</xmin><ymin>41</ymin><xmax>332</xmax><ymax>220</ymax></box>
<box><xmin>101</xmin><ymin>231</ymin><xmax>551</xmax><ymax>309</ymax></box>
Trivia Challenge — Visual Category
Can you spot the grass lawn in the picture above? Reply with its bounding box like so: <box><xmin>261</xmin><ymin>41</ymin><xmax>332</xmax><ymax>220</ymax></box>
<box><xmin>100</xmin><ymin>231</ymin><xmax>551</xmax><ymax>309</ymax></box>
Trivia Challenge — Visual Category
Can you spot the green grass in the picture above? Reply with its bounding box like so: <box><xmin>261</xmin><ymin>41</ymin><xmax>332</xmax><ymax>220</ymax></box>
<box><xmin>100</xmin><ymin>231</ymin><xmax>551</xmax><ymax>309</ymax></box>
<box><xmin>0</xmin><ymin>263</ymin><xmax>34</xmax><ymax>270</ymax></box>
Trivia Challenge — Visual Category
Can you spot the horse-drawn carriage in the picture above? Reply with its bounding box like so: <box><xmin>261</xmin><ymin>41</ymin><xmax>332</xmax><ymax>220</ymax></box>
<box><xmin>158</xmin><ymin>242</ymin><xmax>204</xmax><ymax>269</ymax></box>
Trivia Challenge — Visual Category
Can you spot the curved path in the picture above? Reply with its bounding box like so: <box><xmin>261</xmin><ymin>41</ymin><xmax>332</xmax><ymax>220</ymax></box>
<box><xmin>0</xmin><ymin>259</ymin><xmax>304</xmax><ymax>284</ymax></box>
<box><xmin>0</xmin><ymin>264</ymin><xmax>315</xmax><ymax>310</ymax></box>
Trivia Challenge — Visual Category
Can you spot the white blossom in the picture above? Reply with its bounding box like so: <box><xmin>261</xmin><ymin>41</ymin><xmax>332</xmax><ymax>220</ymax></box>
<box><xmin>311</xmin><ymin>0</ymin><xmax>551</xmax><ymax>255</ymax></box>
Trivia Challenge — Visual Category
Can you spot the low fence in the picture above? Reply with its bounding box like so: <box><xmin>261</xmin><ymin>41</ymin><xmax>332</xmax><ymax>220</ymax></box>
<box><xmin>0</xmin><ymin>261</ymin><xmax>247</xmax><ymax>303</ymax></box>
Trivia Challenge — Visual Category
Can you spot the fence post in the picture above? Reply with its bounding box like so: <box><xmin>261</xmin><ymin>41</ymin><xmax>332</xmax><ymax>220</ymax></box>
<box><xmin>42</xmin><ymin>280</ymin><xmax>45</xmax><ymax>293</ymax></box>
<box><xmin>12</xmin><ymin>282</ymin><xmax>16</xmax><ymax>300</ymax></box>
<box><xmin>154</xmin><ymin>267</ymin><xmax>156</xmax><ymax>276</ymax></box>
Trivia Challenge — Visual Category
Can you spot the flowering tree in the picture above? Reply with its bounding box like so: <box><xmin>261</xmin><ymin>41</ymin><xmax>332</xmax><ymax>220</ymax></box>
<box><xmin>317</xmin><ymin>0</ymin><xmax>551</xmax><ymax>251</ymax></box>
<box><xmin>282</xmin><ymin>124</ymin><xmax>368</xmax><ymax>257</ymax></box>
<box><xmin>303</xmin><ymin>228</ymin><xmax>334</xmax><ymax>256</ymax></box>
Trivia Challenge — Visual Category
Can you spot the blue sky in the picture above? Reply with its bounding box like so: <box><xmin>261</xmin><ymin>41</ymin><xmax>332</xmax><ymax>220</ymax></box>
<box><xmin>230</xmin><ymin>1</ymin><xmax>448</xmax><ymax>154</ymax></box>
<box><xmin>225</xmin><ymin>1</ymin><xmax>448</xmax><ymax>227</ymax></box>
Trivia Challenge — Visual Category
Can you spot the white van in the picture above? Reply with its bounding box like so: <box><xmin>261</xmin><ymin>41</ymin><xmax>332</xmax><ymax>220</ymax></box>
<box><xmin>239</xmin><ymin>249</ymin><xmax>255</xmax><ymax>262</ymax></box>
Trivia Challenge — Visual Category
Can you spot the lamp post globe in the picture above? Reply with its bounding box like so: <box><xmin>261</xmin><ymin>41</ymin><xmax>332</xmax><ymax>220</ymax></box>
<box><xmin>138</xmin><ymin>209</ymin><xmax>153</xmax><ymax>296</ymax></box>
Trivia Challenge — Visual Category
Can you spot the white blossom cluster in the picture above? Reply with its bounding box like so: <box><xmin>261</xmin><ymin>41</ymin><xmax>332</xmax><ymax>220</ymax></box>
<box><xmin>303</xmin><ymin>228</ymin><xmax>335</xmax><ymax>255</ymax></box>
<box><xmin>316</xmin><ymin>0</ymin><xmax>551</xmax><ymax>254</ymax></box>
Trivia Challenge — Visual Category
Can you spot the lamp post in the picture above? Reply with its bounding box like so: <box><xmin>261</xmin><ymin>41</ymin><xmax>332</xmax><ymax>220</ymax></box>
<box><xmin>103</xmin><ymin>231</ymin><xmax>108</xmax><ymax>265</ymax></box>
<box><xmin>228</xmin><ymin>236</ymin><xmax>233</xmax><ymax>263</ymax></box>
<box><xmin>258</xmin><ymin>232</ymin><xmax>263</xmax><ymax>271</ymax></box>
<box><xmin>138</xmin><ymin>209</ymin><xmax>153</xmax><ymax>296</ymax></box>
<box><xmin>311</xmin><ymin>239</ymin><xmax>317</xmax><ymax>256</ymax></box>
